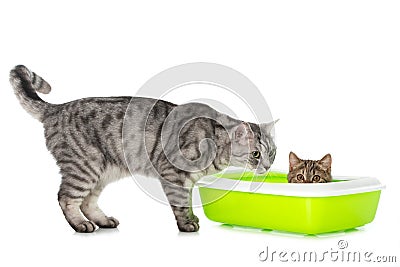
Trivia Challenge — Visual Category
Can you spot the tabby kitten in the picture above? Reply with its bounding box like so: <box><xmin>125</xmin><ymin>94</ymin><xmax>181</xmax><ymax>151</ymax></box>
<box><xmin>10</xmin><ymin>65</ymin><xmax>277</xmax><ymax>233</ymax></box>
<box><xmin>287</xmin><ymin>152</ymin><xmax>332</xmax><ymax>183</ymax></box>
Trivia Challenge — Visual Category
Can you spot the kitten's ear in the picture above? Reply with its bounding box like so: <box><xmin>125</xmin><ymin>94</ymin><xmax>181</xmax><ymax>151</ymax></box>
<box><xmin>289</xmin><ymin>151</ymin><xmax>301</xmax><ymax>171</ymax></box>
<box><xmin>319</xmin><ymin>154</ymin><xmax>332</xmax><ymax>170</ymax></box>
<box><xmin>232</xmin><ymin>122</ymin><xmax>254</xmax><ymax>145</ymax></box>
<box><xmin>260</xmin><ymin>119</ymin><xmax>279</xmax><ymax>134</ymax></box>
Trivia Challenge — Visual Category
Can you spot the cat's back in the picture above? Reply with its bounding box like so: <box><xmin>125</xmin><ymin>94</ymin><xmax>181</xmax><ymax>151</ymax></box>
<box><xmin>42</xmin><ymin>96</ymin><xmax>176</xmax><ymax>127</ymax></box>
<box><xmin>41</xmin><ymin>96</ymin><xmax>176</xmax><ymax>156</ymax></box>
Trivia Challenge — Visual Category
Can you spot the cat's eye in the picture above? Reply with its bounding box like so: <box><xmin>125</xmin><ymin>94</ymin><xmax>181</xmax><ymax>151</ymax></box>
<box><xmin>252</xmin><ymin>151</ymin><xmax>261</xmax><ymax>159</ymax></box>
<box><xmin>313</xmin><ymin>175</ymin><xmax>321</xmax><ymax>182</ymax></box>
<box><xmin>296</xmin><ymin>174</ymin><xmax>304</xmax><ymax>181</ymax></box>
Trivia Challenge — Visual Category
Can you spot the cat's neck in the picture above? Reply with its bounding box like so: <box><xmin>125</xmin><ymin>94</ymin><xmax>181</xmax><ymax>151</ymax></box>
<box><xmin>213</xmin><ymin>121</ymin><xmax>235</xmax><ymax>168</ymax></box>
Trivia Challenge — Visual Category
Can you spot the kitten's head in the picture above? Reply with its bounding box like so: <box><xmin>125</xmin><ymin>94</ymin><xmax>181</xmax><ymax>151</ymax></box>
<box><xmin>229</xmin><ymin>121</ymin><xmax>277</xmax><ymax>174</ymax></box>
<box><xmin>287</xmin><ymin>152</ymin><xmax>332</xmax><ymax>183</ymax></box>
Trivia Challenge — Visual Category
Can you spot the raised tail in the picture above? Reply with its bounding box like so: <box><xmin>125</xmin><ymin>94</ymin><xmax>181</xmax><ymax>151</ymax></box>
<box><xmin>10</xmin><ymin>65</ymin><xmax>52</xmax><ymax>122</ymax></box>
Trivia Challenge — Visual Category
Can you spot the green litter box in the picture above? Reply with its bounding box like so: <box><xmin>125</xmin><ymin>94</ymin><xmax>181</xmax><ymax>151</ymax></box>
<box><xmin>197</xmin><ymin>170</ymin><xmax>384</xmax><ymax>234</ymax></box>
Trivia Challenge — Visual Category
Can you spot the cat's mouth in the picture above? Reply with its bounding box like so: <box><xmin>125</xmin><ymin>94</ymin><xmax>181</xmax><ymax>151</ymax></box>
<box><xmin>255</xmin><ymin>166</ymin><xmax>270</xmax><ymax>175</ymax></box>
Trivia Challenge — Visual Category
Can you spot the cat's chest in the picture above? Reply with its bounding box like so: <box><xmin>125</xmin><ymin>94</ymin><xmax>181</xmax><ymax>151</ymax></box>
<box><xmin>99</xmin><ymin>165</ymin><xmax>131</xmax><ymax>187</ymax></box>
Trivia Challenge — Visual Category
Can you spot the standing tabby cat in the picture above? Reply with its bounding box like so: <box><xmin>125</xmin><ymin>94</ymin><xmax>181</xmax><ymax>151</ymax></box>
<box><xmin>287</xmin><ymin>152</ymin><xmax>332</xmax><ymax>183</ymax></box>
<box><xmin>10</xmin><ymin>65</ymin><xmax>277</xmax><ymax>233</ymax></box>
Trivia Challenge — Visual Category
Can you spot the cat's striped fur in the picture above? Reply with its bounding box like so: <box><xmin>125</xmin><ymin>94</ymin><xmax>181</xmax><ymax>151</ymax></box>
<box><xmin>287</xmin><ymin>152</ymin><xmax>332</xmax><ymax>183</ymax></box>
<box><xmin>10</xmin><ymin>65</ymin><xmax>277</xmax><ymax>233</ymax></box>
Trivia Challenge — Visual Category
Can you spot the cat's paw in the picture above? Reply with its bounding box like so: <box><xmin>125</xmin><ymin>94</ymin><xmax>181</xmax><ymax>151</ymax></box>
<box><xmin>177</xmin><ymin>219</ymin><xmax>200</xmax><ymax>232</ymax></box>
<box><xmin>190</xmin><ymin>214</ymin><xmax>199</xmax><ymax>223</ymax></box>
<box><xmin>97</xmin><ymin>216</ymin><xmax>120</xmax><ymax>228</ymax></box>
<box><xmin>74</xmin><ymin>221</ymin><xmax>96</xmax><ymax>233</ymax></box>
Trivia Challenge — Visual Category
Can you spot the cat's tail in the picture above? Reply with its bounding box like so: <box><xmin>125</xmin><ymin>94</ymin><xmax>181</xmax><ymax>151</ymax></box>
<box><xmin>9</xmin><ymin>65</ymin><xmax>52</xmax><ymax>122</ymax></box>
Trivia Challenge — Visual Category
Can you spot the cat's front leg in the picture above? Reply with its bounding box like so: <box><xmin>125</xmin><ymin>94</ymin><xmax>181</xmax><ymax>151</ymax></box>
<box><xmin>172</xmin><ymin>206</ymin><xmax>199</xmax><ymax>232</ymax></box>
<box><xmin>160</xmin><ymin>178</ymin><xmax>199</xmax><ymax>232</ymax></box>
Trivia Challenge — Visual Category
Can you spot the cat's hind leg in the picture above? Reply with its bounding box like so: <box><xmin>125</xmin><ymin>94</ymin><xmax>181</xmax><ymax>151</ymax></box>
<box><xmin>58</xmin><ymin>174</ymin><xmax>98</xmax><ymax>233</ymax></box>
<box><xmin>80</xmin><ymin>185</ymin><xmax>119</xmax><ymax>228</ymax></box>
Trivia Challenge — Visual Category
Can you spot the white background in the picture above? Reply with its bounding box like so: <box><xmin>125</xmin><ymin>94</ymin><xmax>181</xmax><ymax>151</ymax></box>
<box><xmin>0</xmin><ymin>1</ymin><xmax>399</xmax><ymax>266</ymax></box>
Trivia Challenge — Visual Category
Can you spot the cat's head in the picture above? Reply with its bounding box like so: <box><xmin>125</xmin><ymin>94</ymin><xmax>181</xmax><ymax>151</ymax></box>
<box><xmin>287</xmin><ymin>152</ymin><xmax>332</xmax><ymax>183</ymax></box>
<box><xmin>229</xmin><ymin>121</ymin><xmax>277</xmax><ymax>174</ymax></box>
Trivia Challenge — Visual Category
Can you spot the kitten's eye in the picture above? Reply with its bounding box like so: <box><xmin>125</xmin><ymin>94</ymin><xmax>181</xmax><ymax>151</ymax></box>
<box><xmin>252</xmin><ymin>151</ymin><xmax>260</xmax><ymax>159</ymax></box>
<box><xmin>313</xmin><ymin>175</ymin><xmax>321</xmax><ymax>182</ymax></box>
<box><xmin>296</xmin><ymin>174</ymin><xmax>304</xmax><ymax>181</ymax></box>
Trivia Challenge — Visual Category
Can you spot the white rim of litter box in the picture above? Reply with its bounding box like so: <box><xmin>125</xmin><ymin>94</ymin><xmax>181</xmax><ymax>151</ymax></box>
<box><xmin>197</xmin><ymin>168</ymin><xmax>385</xmax><ymax>197</ymax></box>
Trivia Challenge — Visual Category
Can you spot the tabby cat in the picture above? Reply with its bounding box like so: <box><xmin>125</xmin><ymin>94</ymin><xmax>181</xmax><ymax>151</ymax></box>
<box><xmin>287</xmin><ymin>152</ymin><xmax>332</xmax><ymax>183</ymax></box>
<box><xmin>10</xmin><ymin>65</ymin><xmax>277</xmax><ymax>233</ymax></box>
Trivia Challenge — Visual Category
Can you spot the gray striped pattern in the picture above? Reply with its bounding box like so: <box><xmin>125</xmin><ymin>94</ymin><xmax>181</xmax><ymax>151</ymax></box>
<box><xmin>10</xmin><ymin>65</ymin><xmax>277</xmax><ymax>233</ymax></box>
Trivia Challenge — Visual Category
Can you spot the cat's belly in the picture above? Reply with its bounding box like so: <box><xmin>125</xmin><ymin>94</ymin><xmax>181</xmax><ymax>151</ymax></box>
<box><xmin>99</xmin><ymin>165</ymin><xmax>132</xmax><ymax>187</ymax></box>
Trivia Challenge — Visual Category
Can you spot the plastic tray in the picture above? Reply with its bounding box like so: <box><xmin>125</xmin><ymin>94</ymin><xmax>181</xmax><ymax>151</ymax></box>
<box><xmin>197</xmin><ymin>170</ymin><xmax>384</xmax><ymax>234</ymax></box>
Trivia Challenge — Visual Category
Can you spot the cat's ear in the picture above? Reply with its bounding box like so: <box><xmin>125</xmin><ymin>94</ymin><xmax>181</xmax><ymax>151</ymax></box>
<box><xmin>319</xmin><ymin>154</ymin><xmax>332</xmax><ymax>170</ymax></box>
<box><xmin>260</xmin><ymin>119</ymin><xmax>279</xmax><ymax>134</ymax></box>
<box><xmin>289</xmin><ymin>151</ymin><xmax>301</xmax><ymax>171</ymax></box>
<box><xmin>232</xmin><ymin>122</ymin><xmax>254</xmax><ymax>145</ymax></box>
